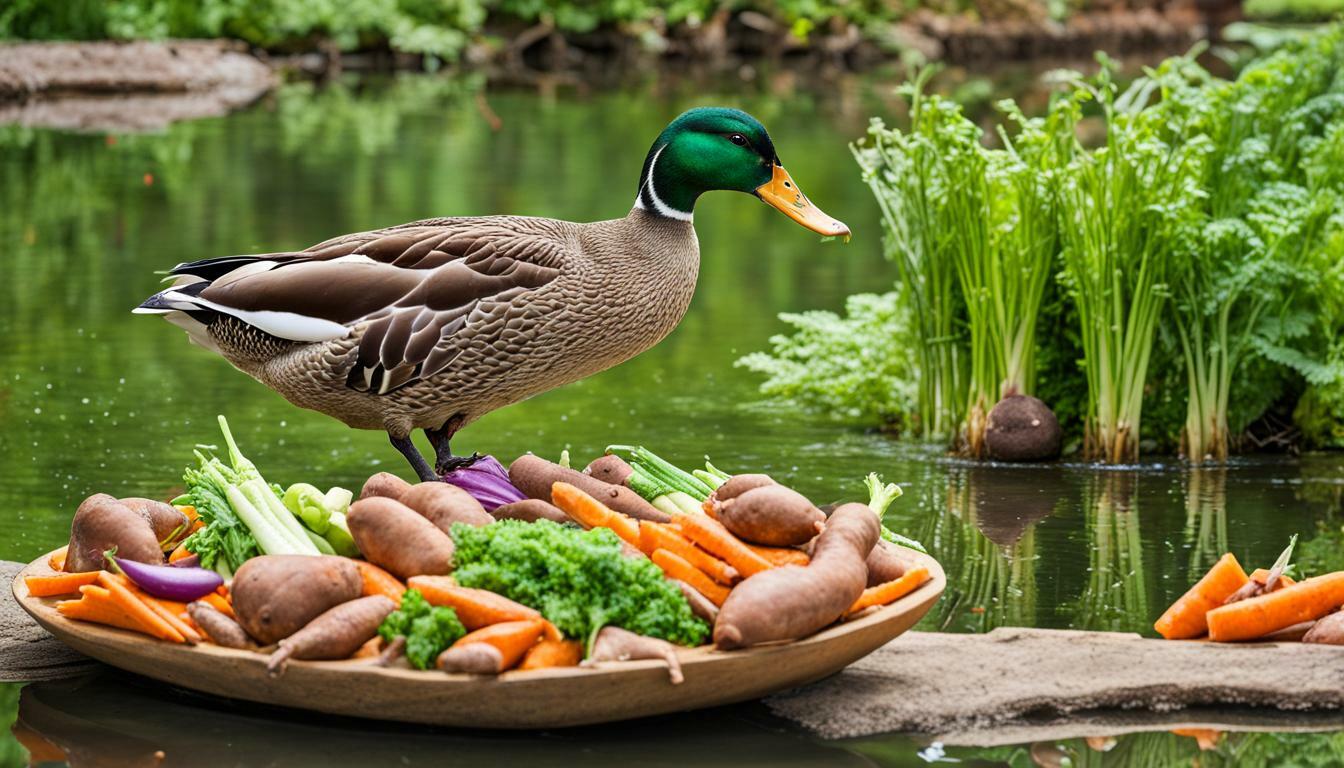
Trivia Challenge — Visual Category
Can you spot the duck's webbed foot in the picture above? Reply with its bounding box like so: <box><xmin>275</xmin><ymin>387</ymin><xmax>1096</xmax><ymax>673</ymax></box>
<box><xmin>425</xmin><ymin>416</ymin><xmax>480</xmax><ymax>476</ymax></box>
<box><xmin>389</xmin><ymin>433</ymin><xmax>437</xmax><ymax>483</ymax></box>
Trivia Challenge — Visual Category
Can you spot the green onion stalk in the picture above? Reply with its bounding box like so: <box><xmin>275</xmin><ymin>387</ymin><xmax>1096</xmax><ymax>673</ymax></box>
<box><xmin>1053</xmin><ymin>65</ymin><xmax>1208</xmax><ymax>463</ymax></box>
<box><xmin>853</xmin><ymin>68</ymin><xmax>967</xmax><ymax>442</ymax></box>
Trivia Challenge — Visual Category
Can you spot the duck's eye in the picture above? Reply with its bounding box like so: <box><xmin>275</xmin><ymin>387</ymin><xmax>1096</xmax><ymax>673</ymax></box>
<box><xmin>728</xmin><ymin>133</ymin><xmax>748</xmax><ymax>147</ymax></box>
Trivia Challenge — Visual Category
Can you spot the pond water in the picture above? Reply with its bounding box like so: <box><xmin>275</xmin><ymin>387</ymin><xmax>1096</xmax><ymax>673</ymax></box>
<box><xmin>4</xmin><ymin>63</ymin><xmax>1344</xmax><ymax>766</ymax></box>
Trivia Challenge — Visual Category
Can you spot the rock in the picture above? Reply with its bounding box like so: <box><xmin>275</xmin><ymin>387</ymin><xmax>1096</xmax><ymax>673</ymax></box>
<box><xmin>766</xmin><ymin>627</ymin><xmax>1344</xmax><ymax>739</ymax></box>
<box><xmin>984</xmin><ymin>394</ymin><xmax>1062</xmax><ymax>462</ymax></box>
<box><xmin>0</xmin><ymin>561</ymin><xmax>98</xmax><ymax>682</ymax></box>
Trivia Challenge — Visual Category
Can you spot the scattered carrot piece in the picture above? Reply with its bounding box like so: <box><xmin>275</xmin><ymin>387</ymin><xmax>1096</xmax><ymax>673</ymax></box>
<box><xmin>94</xmin><ymin>572</ymin><xmax>185</xmax><ymax>643</ymax></box>
<box><xmin>639</xmin><ymin>521</ymin><xmax>738</xmax><ymax>585</ymax></box>
<box><xmin>449</xmin><ymin>619</ymin><xmax>547</xmax><ymax>671</ymax></box>
<box><xmin>57</xmin><ymin>585</ymin><xmax>152</xmax><ymax>636</ymax></box>
<box><xmin>408</xmin><ymin>576</ymin><xmax>542</xmax><ymax>629</ymax></box>
<box><xmin>1154</xmin><ymin>553</ymin><xmax>1248</xmax><ymax>640</ymax></box>
<box><xmin>47</xmin><ymin>546</ymin><xmax>68</xmax><ymax>572</ymax></box>
<box><xmin>356</xmin><ymin>561</ymin><xmax>406</xmax><ymax>606</ymax></box>
<box><xmin>519</xmin><ymin>639</ymin><xmax>583</xmax><ymax>670</ymax></box>
<box><xmin>1207</xmin><ymin>571</ymin><xmax>1344</xmax><ymax>642</ymax></box>
<box><xmin>746</xmin><ymin>542</ymin><xmax>810</xmax><ymax>567</ymax></box>
<box><xmin>677</xmin><ymin>513</ymin><xmax>772</xmax><ymax>578</ymax></box>
<box><xmin>848</xmin><ymin>566</ymin><xmax>930</xmax><ymax>614</ymax></box>
<box><xmin>551</xmin><ymin>482</ymin><xmax>640</xmax><ymax>546</ymax></box>
<box><xmin>651</xmin><ymin>549</ymin><xmax>730</xmax><ymax>606</ymax></box>
<box><xmin>25</xmin><ymin>571</ymin><xmax>101</xmax><ymax>597</ymax></box>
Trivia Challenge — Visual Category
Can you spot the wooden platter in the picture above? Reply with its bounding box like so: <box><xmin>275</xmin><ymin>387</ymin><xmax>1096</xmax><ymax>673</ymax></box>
<box><xmin>14</xmin><ymin>549</ymin><xmax>944</xmax><ymax>729</ymax></box>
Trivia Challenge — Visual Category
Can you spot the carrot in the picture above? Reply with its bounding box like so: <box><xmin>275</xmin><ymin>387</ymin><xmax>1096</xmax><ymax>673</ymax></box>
<box><xmin>551</xmin><ymin>482</ymin><xmax>640</xmax><ymax>546</ymax></box>
<box><xmin>746</xmin><ymin>542</ymin><xmax>810</xmax><ymax>568</ymax></box>
<box><xmin>677</xmin><ymin>513</ymin><xmax>773</xmax><ymax>578</ymax></box>
<box><xmin>1248</xmin><ymin>568</ymin><xmax>1296</xmax><ymax>587</ymax></box>
<box><xmin>57</xmin><ymin>586</ymin><xmax>148</xmax><ymax>635</ymax></box>
<box><xmin>95</xmin><ymin>572</ymin><xmax>185</xmax><ymax>643</ymax></box>
<box><xmin>356</xmin><ymin>561</ymin><xmax>406</xmax><ymax>606</ymax></box>
<box><xmin>25</xmin><ymin>571</ymin><xmax>101</xmax><ymax>597</ymax></box>
<box><xmin>639</xmin><ymin>521</ymin><xmax>739</xmax><ymax>585</ymax></box>
<box><xmin>200</xmin><ymin>591</ymin><xmax>235</xmax><ymax>619</ymax></box>
<box><xmin>442</xmin><ymin>619</ymin><xmax>547</xmax><ymax>673</ymax></box>
<box><xmin>1207</xmin><ymin>571</ymin><xmax>1344</xmax><ymax>642</ymax></box>
<box><xmin>519</xmin><ymin>639</ymin><xmax>583</xmax><ymax>670</ymax></box>
<box><xmin>175</xmin><ymin>505</ymin><xmax>198</xmax><ymax>521</ymax></box>
<box><xmin>651</xmin><ymin>549</ymin><xmax>730</xmax><ymax>606</ymax></box>
<box><xmin>407</xmin><ymin>576</ymin><xmax>542</xmax><ymax>629</ymax></box>
<box><xmin>168</xmin><ymin>541</ymin><xmax>195</xmax><ymax>563</ymax></box>
<box><xmin>848</xmin><ymin>566</ymin><xmax>930</xmax><ymax>614</ymax></box>
<box><xmin>702</xmin><ymin>500</ymin><xmax>717</xmax><ymax>520</ymax></box>
<box><xmin>106</xmin><ymin>573</ymin><xmax>201</xmax><ymax>644</ymax></box>
<box><xmin>1154</xmin><ymin>553</ymin><xmax>1249</xmax><ymax>640</ymax></box>
<box><xmin>48</xmin><ymin>546</ymin><xmax>68</xmax><ymax>572</ymax></box>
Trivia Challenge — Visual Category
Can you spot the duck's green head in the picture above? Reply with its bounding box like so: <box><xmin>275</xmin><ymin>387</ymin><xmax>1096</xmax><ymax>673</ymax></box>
<box><xmin>636</xmin><ymin>107</ymin><xmax>850</xmax><ymax>238</ymax></box>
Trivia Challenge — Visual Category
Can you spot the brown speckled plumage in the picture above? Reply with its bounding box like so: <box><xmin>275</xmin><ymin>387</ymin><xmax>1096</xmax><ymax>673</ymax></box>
<box><xmin>144</xmin><ymin>209</ymin><xmax>698</xmax><ymax>439</ymax></box>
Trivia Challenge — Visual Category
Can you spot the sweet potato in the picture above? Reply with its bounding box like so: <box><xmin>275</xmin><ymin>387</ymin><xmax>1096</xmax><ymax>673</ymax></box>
<box><xmin>118</xmin><ymin>498</ymin><xmax>190</xmax><ymax>546</ymax></box>
<box><xmin>347</xmin><ymin>497</ymin><xmax>455</xmax><ymax>580</ymax></box>
<box><xmin>711</xmin><ymin>474</ymin><xmax>777</xmax><ymax>502</ymax></box>
<box><xmin>359</xmin><ymin>472</ymin><xmax>412</xmax><ymax>501</ymax></box>
<box><xmin>230</xmin><ymin>555</ymin><xmax>362</xmax><ymax>644</ymax></box>
<box><xmin>714</xmin><ymin>485</ymin><xmax>825</xmax><ymax>547</ymax></box>
<box><xmin>509</xmin><ymin>454</ymin><xmax>669</xmax><ymax>523</ymax></box>
<box><xmin>583</xmin><ymin>626</ymin><xmax>684</xmax><ymax>684</ymax></box>
<box><xmin>673</xmin><ymin>579</ymin><xmax>720</xmax><ymax>624</ymax></box>
<box><xmin>267</xmin><ymin>595</ymin><xmax>396</xmax><ymax>675</ymax></box>
<box><xmin>585</xmin><ymin>454</ymin><xmax>634</xmax><ymax>486</ymax></box>
<box><xmin>1303</xmin><ymin>612</ymin><xmax>1344</xmax><ymax>645</ymax></box>
<box><xmin>400</xmin><ymin>482</ymin><xmax>494</xmax><ymax>531</ymax></box>
<box><xmin>714</xmin><ymin>502</ymin><xmax>878</xmax><ymax>650</ymax></box>
<box><xmin>490</xmin><ymin>499</ymin><xmax>570</xmax><ymax>524</ymax></box>
<box><xmin>187</xmin><ymin>600</ymin><xmax>252</xmax><ymax>649</ymax></box>
<box><xmin>66</xmin><ymin>494</ymin><xmax>164</xmax><ymax>573</ymax></box>
<box><xmin>866</xmin><ymin>540</ymin><xmax>909</xmax><ymax>586</ymax></box>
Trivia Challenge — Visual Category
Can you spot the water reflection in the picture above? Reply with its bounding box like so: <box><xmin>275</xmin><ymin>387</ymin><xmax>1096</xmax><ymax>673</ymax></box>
<box><xmin>1184</xmin><ymin>468</ymin><xmax>1228</xmax><ymax>576</ymax></box>
<box><xmin>1074</xmin><ymin>474</ymin><xmax>1148</xmax><ymax>633</ymax></box>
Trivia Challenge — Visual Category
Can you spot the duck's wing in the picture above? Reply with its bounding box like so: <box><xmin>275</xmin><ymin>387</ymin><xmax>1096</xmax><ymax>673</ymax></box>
<box><xmin>138</xmin><ymin>218</ymin><xmax>568</xmax><ymax>394</ymax></box>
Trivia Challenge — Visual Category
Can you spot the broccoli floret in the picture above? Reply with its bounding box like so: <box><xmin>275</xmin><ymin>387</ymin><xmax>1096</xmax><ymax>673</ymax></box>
<box><xmin>378</xmin><ymin>588</ymin><xmax>466</xmax><ymax>670</ymax></box>
<box><xmin>450</xmin><ymin>519</ymin><xmax>708</xmax><ymax>649</ymax></box>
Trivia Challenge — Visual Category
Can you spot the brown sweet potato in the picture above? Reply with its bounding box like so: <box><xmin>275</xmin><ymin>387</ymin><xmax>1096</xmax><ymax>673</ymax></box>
<box><xmin>1303</xmin><ymin>612</ymin><xmax>1344</xmax><ymax>645</ymax></box>
<box><xmin>712</xmin><ymin>474</ymin><xmax>777</xmax><ymax>502</ymax></box>
<box><xmin>400</xmin><ymin>482</ymin><xmax>493</xmax><ymax>531</ymax></box>
<box><xmin>673</xmin><ymin>579</ymin><xmax>720</xmax><ymax>624</ymax></box>
<box><xmin>509</xmin><ymin>454</ymin><xmax>669</xmax><ymax>523</ymax></box>
<box><xmin>347</xmin><ymin>497</ymin><xmax>455</xmax><ymax>579</ymax></box>
<box><xmin>267</xmin><ymin>595</ymin><xmax>397</xmax><ymax>675</ymax></box>
<box><xmin>490</xmin><ymin>499</ymin><xmax>571</xmax><ymax>524</ymax></box>
<box><xmin>866</xmin><ymin>540</ymin><xmax>910</xmax><ymax>587</ymax></box>
<box><xmin>65</xmin><ymin>494</ymin><xmax>164</xmax><ymax>573</ymax></box>
<box><xmin>714</xmin><ymin>485</ymin><xmax>825</xmax><ymax>547</ymax></box>
<box><xmin>118</xmin><ymin>498</ymin><xmax>190</xmax><ymax>545</ymax></box>
<box><xmin>231</xmin><ymin>555</ymin><xmax>362</xmax><ymax>644</ymax></box>
<box><xmin>714</xmin><ymin>502</ymin><xmax>878</xmax><ymax>650</ymax></box>
<box><xmin>585</xmin><ymin>454</ymin><xmax>634</xmax><ymax>486</ymax></box>
<box><xmin>583</xmin><ymin>626</ymin><xmax>684</xmax><ymax>684</ymax></box>
<box><xmin>359</xmin><ymin>472</ymin><xmax>412</xmax><ymax>501</ymax></box>
<box><xmin>187</xmin><ymin>600</ymin><xmax>252</xmax><ymax>649</ymax></box>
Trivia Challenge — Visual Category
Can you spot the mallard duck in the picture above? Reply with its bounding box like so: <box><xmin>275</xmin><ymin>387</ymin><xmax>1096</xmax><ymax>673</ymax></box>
<box><xmin>135</xmin><ymin>107</ymin><xmax>849</xmax><ymax>481</ymax></box>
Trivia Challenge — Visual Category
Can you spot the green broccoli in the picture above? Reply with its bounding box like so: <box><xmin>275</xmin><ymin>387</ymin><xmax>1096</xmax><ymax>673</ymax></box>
<box><xmin>378</xmin><ymin>589</ymin><xmax>466</xmax><ymax>670</ymax></box>
<box><xmin>450</xmin><ymin>519</ymin><xmax>708</xmax><ymax>650</ymax></box>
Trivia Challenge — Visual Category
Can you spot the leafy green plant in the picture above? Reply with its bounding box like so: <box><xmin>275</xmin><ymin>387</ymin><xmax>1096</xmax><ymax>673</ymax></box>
<box><xmin>735</xmin><ymin>292</ymin><xmax>917</xmax><ymax>432</ymax></box>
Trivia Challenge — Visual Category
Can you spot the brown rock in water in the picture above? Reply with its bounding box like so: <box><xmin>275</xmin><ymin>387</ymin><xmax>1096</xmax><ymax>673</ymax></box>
<box><xmin>984</xmin><ymin>395</ymin><xmax>1062</xmax><ymax>462</ymax></box>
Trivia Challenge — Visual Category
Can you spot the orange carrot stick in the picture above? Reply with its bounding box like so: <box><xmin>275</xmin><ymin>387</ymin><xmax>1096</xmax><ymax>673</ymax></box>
<box><xmin>1207</xmin><ymin>571</ymin><xmax>1344</xmax><ymax>642</ymax></box>
<box><xmin>48</xmin><ymin>547</ymin><xmax>68</xmax><ymax>572</ymax></box>
<box><xmin>519</xmin><ymin>639</ymin><xmax>583</xmax><ymax>670</ymax></box>
<box><xmin>651</xmin><ymin>549</ymin><xmax>730</xmax><ymax>606</ymax></box>
<box><xmin>449</xmin><ymin>619</ymin><xmax>547</xmax><ymax>671</ymax></box>
<box><xmin>677</xmin><ymin>514</ymin><xmax>772</xmax><ymax>578</ymax></box>
<box><xmin>848</xmin><ymin>566</ymin><xmax>930</xmax><ymax>614</ymax></box>
<box><xmin>1248</xmin><ymin>568</ymin><xmax>1296</xmax><ymax>588</ymax></box>
<box><xmin>168</xmin><ymin>542</ymin><xmax>195</xmax><ymax>563</ymax></box>
<box><xmin>25</xmin><ymin>571</ymin><xmax>101</xmax><ymax>597</ymax></box>
<box><xmin>407</xmin><ymin>576</ymin><xmax>542</xmax><ymax>629</ymax></box>
<box><xmin>551</xmin><ymin>482</ymin><xmax>640</xmax><ymax>545</ymax></box>
<box><xmin>639</xmin><ymin>521</ymin><xmax>739</xmax><ymax>585</ymax></box>
<box><xmin>1154</xmin><ymin>553</ymin><xmax>1249</xmax><ymax>640</ymax></box>
<box><xmin>57</xmin><ymin>585</ymin><xmax>149</xmax><ymax>635</ymax></box>
<box><xmin>746</xmin><ymin>542</ymin><xmax>810</xmax><ymax>568</ymax></box>
<box><xmin>702</xmin><ymin>500</ymin><xmax>718</xmax><ymax>520</ymax></box>
<box><xmin>200</xmin><ymin>591</ymin><xmax>235</xmax><ymax>619</ymax></box>
<box><xmin>108</xmin><ymin>573</ymin><xmax>200</xmax><ymax>644</ymax></box>
<box><xmin>356</xmin><ymin>561</ymin><xmax>406</xmax><ymax>606</ymax></box>
<box><xmin>95</xmin><ymin>572</ymin><xmax>185</xmax><ymax>643</ymax></box>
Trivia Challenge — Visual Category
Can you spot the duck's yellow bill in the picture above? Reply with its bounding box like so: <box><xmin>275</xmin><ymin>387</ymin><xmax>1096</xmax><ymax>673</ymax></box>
<box><xmin>755</xmin><ymin>164</ymin><xmax>850</xmax><ymax>240</ymax></box>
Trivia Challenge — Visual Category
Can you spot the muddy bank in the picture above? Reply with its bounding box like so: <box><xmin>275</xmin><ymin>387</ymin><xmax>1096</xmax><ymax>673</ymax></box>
<box><xmin>766</xmin><ymin>627</ymin><xmax>1344</xmax><ymax>739</ymax></box>
<box><xmin>0</xmin><ymin>40</ymin><xmax>274</xmax><ymax>131</ymax></box>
